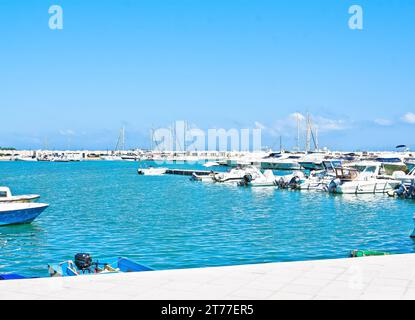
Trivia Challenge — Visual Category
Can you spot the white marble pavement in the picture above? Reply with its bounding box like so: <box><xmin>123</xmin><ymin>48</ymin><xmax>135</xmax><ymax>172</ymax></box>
<box><xmin>2</xmin><ymin>254</ymin><xmax>415</xmax><ymax>300</ymax></box>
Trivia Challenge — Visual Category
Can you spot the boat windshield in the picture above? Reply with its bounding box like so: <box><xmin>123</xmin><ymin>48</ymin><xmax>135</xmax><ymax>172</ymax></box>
<box><xmin>363</xmin><ymin>166</ymin><xmax>378</xmax><ymax>173</ymax></box>
<box><xmin>0</xmin><ymin>191</ymin><xmax>7</xmax><ymax>198</ymax></box>
<box><xmin>335</xmin><ymin>168</ymin><xmax>359</xmax><ymax>180</ymax></box>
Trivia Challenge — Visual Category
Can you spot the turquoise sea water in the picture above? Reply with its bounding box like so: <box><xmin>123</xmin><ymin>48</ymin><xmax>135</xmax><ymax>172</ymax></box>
<box><xmin>0</xmin><ymin>161</ymin><xmax>414</xmax><ymax>278</ymax></box>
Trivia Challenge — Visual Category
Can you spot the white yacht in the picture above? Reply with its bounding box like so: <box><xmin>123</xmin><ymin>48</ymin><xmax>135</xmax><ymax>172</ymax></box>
<box><xmin>260</xmin><ymin>153</ymin><xmax>303</xmax><ymax>171</ymax></box>
<box><xmin>328</xmin><ymin>164</ymin><xmax>400</xmax><ymax>194</ymax></box>
<box><xmin>298</xmin><ymin>153</ymin><xmax>327</xmax><ymax>171</ymax></box>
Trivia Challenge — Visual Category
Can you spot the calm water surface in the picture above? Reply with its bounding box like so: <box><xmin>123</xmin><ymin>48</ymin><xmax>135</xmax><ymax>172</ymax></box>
<box><xmin>0</xmin><ymin>161</ymin><xmax>414</xmax><ymax>277</ymax></box>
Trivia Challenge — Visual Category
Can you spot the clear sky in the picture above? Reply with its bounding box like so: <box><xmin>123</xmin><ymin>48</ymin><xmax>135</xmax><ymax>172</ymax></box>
<box><xmin>0</xmin><ymin>0</ymin><xmax>414</xmax><ymax>151</ymax></box>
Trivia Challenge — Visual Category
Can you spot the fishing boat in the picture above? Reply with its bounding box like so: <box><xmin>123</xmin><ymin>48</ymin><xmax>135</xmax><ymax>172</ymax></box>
<box><xmin>328</xmin><ymin>164</ymin><xmax>400</xmax><ymax>194</ymax></box>
<box><xmin>0</xmin><ymin>187</ymin><xmax>40</xmax><ymax>203</ymax></box>
<box><xmin>0</xmin><ymin>203</ymin><xmax>49</xmax><ymax>226</ymax></box>
<box><xmin>48</xmin><ymin>254</ymin><xmax>153</xmax><ymax>277</ymax></box>
<box><xmin>137</xmin><ymin>167</ymin><xmax>168</xmax><ymax>176</ymax></box>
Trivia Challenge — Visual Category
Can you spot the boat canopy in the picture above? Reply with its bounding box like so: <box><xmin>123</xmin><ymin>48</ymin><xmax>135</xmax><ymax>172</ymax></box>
<box><xmin>335</xmin><ymin>167</ymin><xmax>359</xmax><ymax>181</ymax></box>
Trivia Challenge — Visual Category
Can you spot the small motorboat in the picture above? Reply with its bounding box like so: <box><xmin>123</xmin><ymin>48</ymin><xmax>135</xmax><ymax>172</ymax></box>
<box><xmin>191</xmin><ymin>172</ymin><xmax>216</xmax><ymax>182</ymax></box>
<box><xmin>238</xmin><ymin>168</ymin><xmax>277</xmax><ymax>187</ymax></box>
<box><xmin>48</xmin><ymin>253</ymin><xmax>153</xmax><ymax>277</ymax></box>
<box><xmin>328</xmin><ymin>164</ymin><xmax>401</xmax><ymax>194</ymax></box>
<box><xmin>137</xmin><ymin>167</ymin><xmax>167</xmax><ymax>176</ymax></box>
<box><xmin>212</xmin><ymin>166</ymin><xmax>260</xmax><ymax>184</ymax></box>
<box><xmin>276</xmin><ymin>171</ymin><xmax>306</xmax><ymax>189</ymax></box>
<box><xmin>0</xmin><ymin>203</ymin><xmax>49</xmax><ymax>226</ymax></box>
<box><xmin>0</xmin><ymin>187</ymin><xmax>40</xmax><ymax>203</ymax></box>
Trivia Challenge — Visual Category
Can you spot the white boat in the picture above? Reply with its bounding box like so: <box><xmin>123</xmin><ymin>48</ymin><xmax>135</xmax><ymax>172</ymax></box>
<box><xmin>213</xmin><ymin>166</ymin><xmax>260</xmax><ymax>184</ymax></box>
<box><xmin>137</xmin><ymin>167</ymin><xmax>167</xmax><ymax>176</ymax></box>
<box><xmin>276</xmin><ymin>171</ymin><xmax>306</xmax><ymax>189</ymax></box>
<box><xmin>14</xmin><ymin>156</ymin><xmax>38</xmax><ymax>162</ymax></box>
<box><xmin>238</xmin><ymin>168</ymin><xmax>277</xmax><ymax>187</ymax></box>
<box><xmin>191</xmin><ymin>172</ymin><xmax>216</xmax><ymax>182</ymax></box>
<box><xmin>0</xmin><ymin>187</ymin><xmax>40</xmax><ymax>203</ymax></box>
<box><xmin>328</xmin><ymin>164</ymin><xmax>400</xmax><ymax>194</ymax></box>
<box><xmin>0</xmin><ymin>203</ymin><xmax>49</xmax><ymax>226</ymax></box>
<box><xmin>203</xmin><ymin>161</ymin><xmax>221</xmax><ymax>168</ymax></box>
<box><xmin>391</xmin><ymin>167</ymin><xmax>415</xmax><ymax>184</ymax></box>
<box><xmin>295</xmin><ymin>160</ymin><xmax>342</xmax><ymax>191</ymax></box>
<box><xmin>260</xmin><ymin>153</ymin><xmax>303</xmax><ymax>170</ymax></box>
<box><xmin>298</xmin><ymin>153</ymin><xmax>327</xmax><ymax>171</ymax></box>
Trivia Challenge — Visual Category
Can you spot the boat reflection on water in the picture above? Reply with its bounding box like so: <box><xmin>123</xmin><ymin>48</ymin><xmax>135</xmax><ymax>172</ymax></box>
<box><xmin>250</xmin><ymin>186</ymin><xmax>276</xmax><ymax>198</ymax></box>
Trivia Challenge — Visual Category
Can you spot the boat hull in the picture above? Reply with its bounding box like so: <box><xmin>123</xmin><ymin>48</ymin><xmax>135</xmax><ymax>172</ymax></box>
<box><xmin>334</xmin><ymin>181</ymin><xmax>400</xmax><ymax>194</ymax></box>
<box><xmin>0</xmin><ymin>203</ymin><xmax>48</xmax><ymax>226</ymax></box>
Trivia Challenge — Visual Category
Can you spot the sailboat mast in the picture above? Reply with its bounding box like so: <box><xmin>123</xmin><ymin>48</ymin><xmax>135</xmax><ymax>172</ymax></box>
<box><xmin>296</xmin><ymin>113</ymin><xmax>300</xmax><ymax>151</ymax></box>
<box><xmin>305</xmin><ymin>113</ymin><xmax>311</xmax><ymax>152</ymax></box>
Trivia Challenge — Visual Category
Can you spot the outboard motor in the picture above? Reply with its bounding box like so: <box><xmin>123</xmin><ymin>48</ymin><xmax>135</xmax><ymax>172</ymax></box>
<box><xmin>238</xmin><ymin>174</ymin><xmax>252</xmax><ymax>187</ymax></box>
<box><xmin>288</xmin><ymin>176</ymin><xmax>301</xmax><ymax>190</ymax></box>
<box><xmin>74</xmin><ymin>253</ymin><xmax>93</xmax><ymax>271</ymax></box>
<box><xmin>328</xmin><ymin>179</ymin><xmax>341</xmax><ymax>193</ymax></box>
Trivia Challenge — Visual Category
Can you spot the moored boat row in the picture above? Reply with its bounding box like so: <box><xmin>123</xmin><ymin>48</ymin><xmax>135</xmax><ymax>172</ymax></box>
<box><xmin>139</xmin><ymin>160</ymin><xmax>415</xmax><ymax>197</ymax></box>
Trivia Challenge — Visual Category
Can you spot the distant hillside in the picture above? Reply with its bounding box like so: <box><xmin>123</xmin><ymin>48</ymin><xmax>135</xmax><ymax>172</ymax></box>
<box><xmin>0</xmin><ymin>147</ymin><xmax>16</xmax><ymax>151</ymax></box>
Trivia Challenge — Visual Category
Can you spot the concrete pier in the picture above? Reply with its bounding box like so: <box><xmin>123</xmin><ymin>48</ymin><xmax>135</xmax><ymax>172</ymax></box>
<box><xmin>2</xmin><ymin>254</ymin><xmax>415</xmax><ymax>300</ymax></box>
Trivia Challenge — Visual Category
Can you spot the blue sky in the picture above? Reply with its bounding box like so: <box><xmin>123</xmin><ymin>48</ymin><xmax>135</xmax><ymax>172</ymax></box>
<box><xmin>0</xmin><ymin>0</ymin><xmax>414</xmax><ymax>150</ymax></box>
